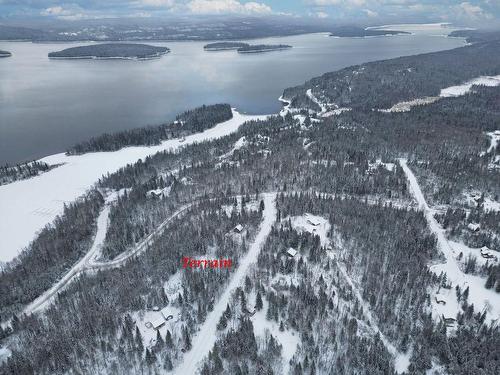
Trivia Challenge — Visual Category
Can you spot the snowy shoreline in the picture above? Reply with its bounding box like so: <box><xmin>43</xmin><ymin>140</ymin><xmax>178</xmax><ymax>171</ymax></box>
<box><xmin>0</xmin><ymin>109</ymin><xmax>269</xmax><ymax>263</ymax></box>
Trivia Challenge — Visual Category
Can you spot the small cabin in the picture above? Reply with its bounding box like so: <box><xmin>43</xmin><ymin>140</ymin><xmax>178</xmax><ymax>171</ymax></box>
<box><xmin>151</xmin><ymin>316</ymin><xmax>166</xmax><ymax>330</ymax></box>
<box><xmin>480</xmin><ymin>246</ymin><xmax>497</xmax><ymax>260</ymax></box>
<box><xmin>286</xmin><ymin>248</ymin><xmax>298</xmax><ymax>258</ymax></box>
<box><xmin>161</xmin><ymin>307</ymin><xmax>174</xmax><ymax>321</ymax></box>
<box><xmin>467</xmin><ymin>223</ymin><xmax>480</xmax><ymax>232</ymax></box>
<box><xmin>233</xmin><ymin>224</ymin><xmax>244</xmax><ymax>233</ymax></box>
<box><xmin>146</xmin><ymin>189</ymin><xmax>164</xmax><ymax>199</ymax></box>
<box><xmin>307</xmin><ymin>219</ymin><xmax>319</xmax><ymax>227</ymax></box>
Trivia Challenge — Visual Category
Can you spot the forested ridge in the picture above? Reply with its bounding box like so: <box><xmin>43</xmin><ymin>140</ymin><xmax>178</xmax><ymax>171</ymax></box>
<box><xmin>283</xmin><ymin>40</ymin><xmax>500</xmax><ymax>111</ymax></box>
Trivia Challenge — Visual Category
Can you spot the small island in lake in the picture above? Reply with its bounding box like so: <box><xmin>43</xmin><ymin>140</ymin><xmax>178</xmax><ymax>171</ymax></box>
<box><xmin>0</xmin><ymin>50</ymin><xmax>12</xmax><ymax>58</ymax></box>
<box><xmin>48</xmin><ymin>43</ymin><xmax>169</xmax><ymax>60</ymax></box>
<box><xmin>204</xmin><ymin>42</ymin><xmax>249</xmax><ymax>51</ymax></box>
<box><xmin>330</xmin><ymin>26</ymin><xmax>410</xmax><ymax>38</ymax></box>
<box><xmin>237</xmin><ymin>44</ymin><xmax>292</xmax><ymax>53</ymax></box>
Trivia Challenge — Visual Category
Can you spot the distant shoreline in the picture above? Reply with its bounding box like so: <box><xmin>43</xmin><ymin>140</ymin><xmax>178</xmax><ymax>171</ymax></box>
<box><xmin>238</xmin><ymin>46</ymin><xmax>291</xmax><ymax>54</ymax></box>
<box><xmin>48</xmin><ymin>50</ymin><xmax>169</xmax><ymax>61</ymax></box>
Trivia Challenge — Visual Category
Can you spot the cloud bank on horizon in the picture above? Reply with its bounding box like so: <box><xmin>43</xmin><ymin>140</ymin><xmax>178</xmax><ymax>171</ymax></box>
<box><xmin>0</xmin><ymin>0</ymin><xmax>499</xmax><ymax>26</ymax></box>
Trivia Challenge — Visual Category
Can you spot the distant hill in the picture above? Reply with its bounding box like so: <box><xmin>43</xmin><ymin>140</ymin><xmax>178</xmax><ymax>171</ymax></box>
<box><xmin>237</xmin><ymin>44</ymin><xmax>292</xmax><ymax>53</ymax></box>
<box><xmin>0</xmin><ymin>50</ymin><xmax>12</xmax><ymax>58</ymax></box>
<box><xmin>48</xmin><ymin>43</ymin><xmax>169</xmax><ymax>60</ymax></box>
<box><xmin>330</xmin><ymin>26</ymin><xmax>409</xmax><ymax>37</ymax></box>
<box><xmin>204</xmin><ymin>42</ymin><xmax>249</xmax><ymax>51</ymax></box>
<box><xmin>449</xmin><ymin>29</ymin><xmax>500</xmax><ymax>43</ymax></box>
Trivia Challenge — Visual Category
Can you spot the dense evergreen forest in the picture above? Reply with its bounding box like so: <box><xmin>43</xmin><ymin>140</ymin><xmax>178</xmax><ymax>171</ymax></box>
<box><xmin>66</xmin><ymin>104</ymin><xmax>232</xmax><ymax>154</ymax></box>
<box><xmin>204</xmin><ymin>42</ymin><xmax>249</xmax><ymax>50</ymax></box>
<box><xmin>48</xmin><ymin>44</ymin><xmax>169</xmax><ymax>59</ymax></box>
<box><xmin>329</xmin><ymin>26</ymin><xmax>409</xmax><ymax>37</ymax></box>
<box><xmin>237</xmin><ymin>44</ymin><xmax>292</xmax><ymax>53</ymax></box>
<box><xmin>2</xmin><ymin>199</ymin><xmax>263</xmax><ymax>374</ymax></box>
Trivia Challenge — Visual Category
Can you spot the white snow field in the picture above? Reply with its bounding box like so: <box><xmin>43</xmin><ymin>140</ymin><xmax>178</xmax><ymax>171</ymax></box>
<box><xmin>0</xmin><ymin>110</ymin><xmax>268</xmax><ymax>263</ymax></box>
<box><xmin>251</xmin><ymin>297</ymin><xmax>300</xmax><ymax>374</ymax></box>
<box><xmin>173</xmin><ymin>193</ymin><xmax>277</xmax><ymax>375</ymax></box>
<box><xmin>399</xmin><ymin>159</ymin><xmax>500</xmax><ymax>327</ymax></box>
<box><xmin>440</xmin><ymin>75</ymin><xmax>500</xmax><ymax>97</ymax></box>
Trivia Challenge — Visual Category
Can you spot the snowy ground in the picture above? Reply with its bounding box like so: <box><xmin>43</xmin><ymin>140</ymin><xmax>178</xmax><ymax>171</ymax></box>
<box><xmin>130</xmin><ymin>306</ymin><xmax>182</xmax><ymax>349</ymax></box>
<box><xmin>440</xmin><ymin>75</ymin><xmax>500</xmax><ymax>97</ymax></box>
<box><xmin>306</xmin><ymin>89</ymin><xmax>351</xmax><ymax>117</ymax></box>
<box><xmin>173</xmin><ymin>193</ymin><xmax>276</xmax><ymax>375</ymax></box>
<box><xmin>486</xmin><ymin>131</ymin><xmax>500</xmax><ymax>154</ymax></box>
<box><xmin>399</xmin><ymin>159</ymin><xmax>500</xmax><ymax>327</ymax></box>
<box><xmin>378</xmin><ymin>97</ymin><xmax>439</xmax><ymax>113</ymax></box>
<box><xmin>251</xmin><ymin>297</ymin><xmax>300</xmax><ymax>375</ymax></box>
<box><xmin>0</xmin><ymin>110</ymin><xmax>268</xmax><ymax>263</ymax></box>
<box><xmin>0</xmin><ymin>346</ymin><xmax>11</xmax><ymax>365</ymax></box>
<box><xmin>286</xmin><ymin>213</ymin><xmax>331</xmax><ymax>247</ymax></box>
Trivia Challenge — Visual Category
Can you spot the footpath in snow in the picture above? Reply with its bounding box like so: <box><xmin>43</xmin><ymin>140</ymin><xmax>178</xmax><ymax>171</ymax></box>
<box><xmin>173</xmin><ymin>193</ymin><xmax>277</xmax><ymax>375</ymax></box>
<box><xmin>399</xmin><ymin>159</ymin><xmax>500</xmax><ymax>326</ymax></box>
<box><xmin>0</xmin><ymin>110</ymin><xmax>268</xmax><ymax>263</ymax></box>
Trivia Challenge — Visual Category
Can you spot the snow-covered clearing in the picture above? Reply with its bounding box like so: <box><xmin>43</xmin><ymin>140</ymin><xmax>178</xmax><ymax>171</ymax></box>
<box><xmin>378</xmin><ymin>75</ymin><xmax>500</xmax><ymax>113</ymax></box>
<box><xmin>399</xmin><ymin>159</ymin><xmax>500</xmax><ymax>327</ymax></box>
<box><xmin>287</xmin><ymin>213</ymin><xmax>331</xmax><ymax>247</ymax></box>
<box><xmin>486</xmin><ymin>130</ymin><xmax>500</xmax><ymax>154</ymax></box>
<box><xmin>440</xmin><ymin>75</ymin><xmax>500</xmax><ymax>97</ymax></box>
<box><xmin>252</xmin><ymin>298</ymin><xmax>300</xmax><ymax>374</ymax></box>
<box><xmin>0</xmin><ymin>110</ymin><xmax>268</xmax><ymax>263</ymax></box>
<box><xmin>368</xmin><ymin>159</ymin><xmax>396</xmax><ymax>172</ymax></box>
<box><xmin>0</xmin><ymin>346</ymin><xmax>11</xmax><ymax>365</ymax></box>
<box><xmin>131</xmin><ymin>306</ymin><xmax>182</xmax><ymax>348</ymax></box>
<box><xmin>218</xmin><ymin>136</ymin><xmax>247</xmax><ymax>160</ymax></box>
<box><xmin>221</xmin><ymin>197</ymin><xmax>260</xmax><ymax>218</ymax></box>
<box><xmin>173</xmin><ymin>193</ymin><xmax>276</xmax><ymax>375</ymax></box>
<box><xmin>378</xmin><ymin>97</ymin><xmax>439</xmax><ymax>113</ymax></box>
<box><xmin>306</xmin><ymin>89</ymin><xmax>351</xmax><ymax>117</ymax></box>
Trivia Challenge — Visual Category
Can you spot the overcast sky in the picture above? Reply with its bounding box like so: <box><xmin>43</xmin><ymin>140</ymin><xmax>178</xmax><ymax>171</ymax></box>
<box><xmin>1</xmin><ymin>0</ymin><xmax>499</xmax><ymax>26</ymax></box>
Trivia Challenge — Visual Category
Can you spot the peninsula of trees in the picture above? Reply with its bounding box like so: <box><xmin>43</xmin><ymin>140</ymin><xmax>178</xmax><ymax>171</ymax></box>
<box><xmin>0</xmin><ymin>50</ymin><xmax>11</xmax><ymax>57</ymax></box>
<box><xmin>203</xmin><ymin>42</ymin><xmax>249</xmax><ymax>51</ymax></box>
<box><xmin>0</xmin><ymin>160</ymin><xmax>59</xmax><ymax>186</ymax></box>
<box><xmin>66</xmin><ymin>104</ymin><xmax>233</xmax><ymax>154</ymax></box>
<box><xmin>48</xmin><ymin>43</ymin><xmax>169</xmax><ymax>60</ymax></box>
<box><xmin>330</xmin><ymin>26</ymin><xmax>410</xmax><ymax>38</ymax></box>
<box><xmin>237</xmin><ymin>44</ymin><xmax>292</xmax><ymax>53</ymax></box>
